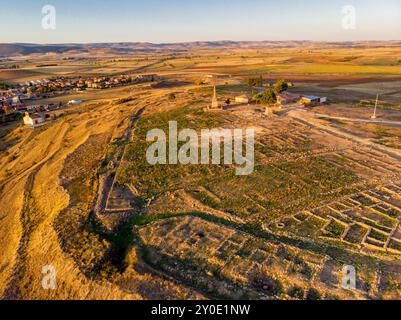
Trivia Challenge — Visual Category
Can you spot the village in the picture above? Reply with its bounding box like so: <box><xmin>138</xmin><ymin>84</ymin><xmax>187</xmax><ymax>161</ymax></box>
<box><xmin>0</xmin><ymin>73</ymin><xmax>159</xmax><ymax>126</ymax></box>
<box><xmin>0</xmin><ymin>72</ymin><xmax>329</xmax><ymax>129</ymax></box>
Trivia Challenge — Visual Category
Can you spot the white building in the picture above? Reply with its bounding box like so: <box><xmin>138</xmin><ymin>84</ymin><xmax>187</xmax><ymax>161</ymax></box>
<box><xmin>235</xmin><ymin>95</ymin><xmax>250</xmax><ymax>104</ymax></box>
<box><xmin>23</xmin><ymin>112</ymin><xmax>46</xmax><ymax>128</ymax></box>
<box><xmin>68</xmin><ymin>100</ymin><xmax>82</xmax><ymax>105</ymax></box>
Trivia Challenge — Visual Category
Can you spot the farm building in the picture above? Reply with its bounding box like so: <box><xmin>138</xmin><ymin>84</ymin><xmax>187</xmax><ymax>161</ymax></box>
<box><xmin>68</xmin><ymin>100</ymin><xmax>82</xmax><ymax>105</ymax></box>
<box><xmin>235</xmin><ymin>95</ymin><xmax>250</xmax><ymax>104</ymax></box>
<box><xmin>300</xmin><ymin>95</ymin><xmax>327</xmax><ymax>106</ymax></box>
<box><xmin>300</xmin><ymin>95</ymin><xmax>321</xmax><ymax>106</ymax></box>
<box><xmin>23</xmin><ymin>112</ymin><xmax>47</xmax><ymax>128</ymax></box>
<box><xmin>205</xmin><ymin>74</ymin><xmax>227</xmax><ymax>79</ymax></box>
<box><xmin>277</xmin><ymin>92</ymin><xmax>300</xmax><ymax>105</ymax></box>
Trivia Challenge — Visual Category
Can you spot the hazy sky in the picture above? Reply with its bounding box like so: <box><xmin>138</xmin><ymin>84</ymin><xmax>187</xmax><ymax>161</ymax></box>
<box><xmin>0</xmin><ymin>0</ymin><xmax>400</xmax><ymax>43</ymax></box>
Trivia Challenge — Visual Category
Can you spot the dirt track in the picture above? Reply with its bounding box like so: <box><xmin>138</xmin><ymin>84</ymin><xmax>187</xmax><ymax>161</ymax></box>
<box><xmin>288</xmin><ymin>109</ymin><xmax>401</xmax><ymax>161</ymax></box>
<box><xmin>312</xmin><ymin>113</ymin><xmax>401</xmax><ymax>126</ymax></box>
<box><xmin>3</xmin><ymin>166</ymin><xmax>43</xmax><ymax>299</ymax></box>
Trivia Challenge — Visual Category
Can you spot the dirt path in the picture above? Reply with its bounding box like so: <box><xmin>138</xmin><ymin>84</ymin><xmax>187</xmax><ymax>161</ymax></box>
<box><xmin>2</xmin><ymin>165</ymin><xmax>43</xmax><ymax>299</ymax></box>
<box><xmin>288</xmin><ymin>109</ymin><xmax>401</xmax><ymax>161</ymax></box>
<box><xmin>1</xmin><ymin>123</ymin><xmax>69</xmax><ymax>299</ymax></box>
<box><xmin>312</xmin><ymin>113</ymin><xmax>401</xmax><ymax>126</ymax></box>
<box><xmin>115</xmin><ymin>57</ymin><xmax>175</xmax><ymax>76</ymax></box>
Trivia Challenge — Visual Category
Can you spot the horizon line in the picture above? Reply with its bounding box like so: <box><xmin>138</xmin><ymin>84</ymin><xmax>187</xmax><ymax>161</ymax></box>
<box><xmin>2</xmin><ymin>39</ymin><xmax>401</xmax><ymax>46</ymax></box>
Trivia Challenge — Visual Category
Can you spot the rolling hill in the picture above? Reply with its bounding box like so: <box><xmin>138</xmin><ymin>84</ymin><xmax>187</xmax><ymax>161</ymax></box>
<box><xmin>1</xmin><ymin>41</ymin><xmax>401</xmax><ymax>57</ymax></box>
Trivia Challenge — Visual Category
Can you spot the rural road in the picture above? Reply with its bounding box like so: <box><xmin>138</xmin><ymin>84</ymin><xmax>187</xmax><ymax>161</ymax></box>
<box><xmin>311</xmin><ymin>113</ymin><xmax>401</xmax><ymax>126</ymax></box>
<box><xmin>288</xmin><ymin>109</ymin><xmax>401</xmax><ymax>161</ymax></box>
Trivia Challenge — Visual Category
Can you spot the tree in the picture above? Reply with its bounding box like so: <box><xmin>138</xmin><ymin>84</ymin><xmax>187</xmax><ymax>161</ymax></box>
<box><xmin>274</xmin><ymin>80</ymin><xmax>289</xmax><ymax>93</ymax></box>
<box><xmin>225</xmin><ymin>98</ymin><xmax>231</xmax><ymax>105</ymax></box>
<box><xmin>253</xmin><ymin>89</ymin><xmax>277</xmax><ymax>105</ymax></box>
<box><xmin>245</xmin><ymin>75</ymin><xmax>263</xmax><ymax>87</ymax></box>
<box><xmin>252</xmin><ymin>91</ymin><xmax>261</xmax><ymax>101</ymax></box>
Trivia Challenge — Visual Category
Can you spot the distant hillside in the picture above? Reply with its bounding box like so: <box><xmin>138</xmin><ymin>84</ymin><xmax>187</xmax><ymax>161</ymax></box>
<box><xmin>1</xmin><ymin>41</ymin><xmax>401</xmax><ymax>57</ymax></box>
<box><xmin>0</xmin><ymin>43</ymin><xmax>86</xmax><ymax>57</ymax></box>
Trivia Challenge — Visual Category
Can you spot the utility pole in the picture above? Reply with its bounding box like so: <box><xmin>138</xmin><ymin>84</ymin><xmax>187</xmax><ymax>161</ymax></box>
<box><xmin>371</xmin><ymin>93</ymin><xmax>379</xmax><ymax>120</ymax></box>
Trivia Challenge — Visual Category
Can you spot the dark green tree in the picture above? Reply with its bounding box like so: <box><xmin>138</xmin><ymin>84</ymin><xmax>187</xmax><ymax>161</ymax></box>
<box><xmin>274</xmin><ymin>80</ymin><xmax>289</xmax><ymax>93</ymax></box>
<box><xmin>254</xmin><ymin>89</ymin><xmax>277</xmax><ymax>105</ymax></box>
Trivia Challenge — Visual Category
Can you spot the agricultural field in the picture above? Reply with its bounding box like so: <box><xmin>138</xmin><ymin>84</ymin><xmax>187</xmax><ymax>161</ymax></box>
<box><xmin>2</xmin><ymin>44</ymin><xmax>401</xmax><ymax>300</ymax></box>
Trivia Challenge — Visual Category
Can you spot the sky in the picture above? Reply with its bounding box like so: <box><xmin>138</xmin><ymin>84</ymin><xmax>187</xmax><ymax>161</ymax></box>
<box><xmin>0</xmin><ymin>0</ymin><xmax>400</xmax><ymax>43</ymax></box>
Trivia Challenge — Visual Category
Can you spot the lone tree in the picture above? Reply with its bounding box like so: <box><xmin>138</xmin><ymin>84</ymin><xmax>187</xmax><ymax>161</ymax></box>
<box><xmin>274</xmin><ymin>80</ymin><xmax>289</xmax><ymax>93</ymax></box>
<box><xmin>253</xmin><ymin>89</ymin><xmax>277</xmax><ymax>105</ymax></box>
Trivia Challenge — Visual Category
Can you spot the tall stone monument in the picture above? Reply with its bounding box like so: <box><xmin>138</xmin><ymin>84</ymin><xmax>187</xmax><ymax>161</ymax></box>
<box><xmin>210</xmin><ymin>86</ymin><xmax>221</xmax><ymax>110</ymax></box>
